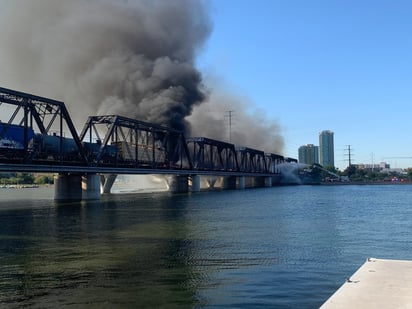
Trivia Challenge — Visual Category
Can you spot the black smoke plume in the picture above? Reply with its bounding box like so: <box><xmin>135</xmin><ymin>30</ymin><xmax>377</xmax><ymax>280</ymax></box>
<box><xmin>0</xmin><ymin>0</ymin><xmax>285</xmax><ymax>154</ymax></box>
<box><xmin>0</xmin><ymin>0</ymin><xmax>210</xmax><ymax>133</ymax></box>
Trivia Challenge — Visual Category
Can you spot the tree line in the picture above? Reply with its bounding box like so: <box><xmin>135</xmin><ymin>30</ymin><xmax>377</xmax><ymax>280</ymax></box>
<box><xmin>0</xmin><ymin>173</ymin><xmax>54</xmax><ymax>185</ymax></box>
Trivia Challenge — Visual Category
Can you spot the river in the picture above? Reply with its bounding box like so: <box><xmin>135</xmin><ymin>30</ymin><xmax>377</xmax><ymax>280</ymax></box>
<box><xmin>1</xmin><ymin>184</ymin><xmax>411</xmax><ymax>308</ymax></box>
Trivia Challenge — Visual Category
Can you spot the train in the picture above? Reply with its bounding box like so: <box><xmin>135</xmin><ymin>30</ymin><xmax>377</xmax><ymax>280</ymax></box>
<box><xmin>0</xmin><ymin>122</ymin><xmax>297</xmax><ymax>170</ymax></box>
<box><xmin>0</xmin><ymin>122</ymin><xmax>117</xmax><ymax>163</ymax></box>
<box><xmin>0</xmin><ymin>123</ymin><xmax>173</xmax><ymax>167</ymax></box>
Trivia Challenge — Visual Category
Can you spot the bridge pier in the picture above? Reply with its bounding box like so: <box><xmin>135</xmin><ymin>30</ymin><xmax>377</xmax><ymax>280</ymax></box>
<box><xmin>237</xmin><ymin>176</ymin><xmax>245</xmax><ymax>189</ymax></box>
<box><xmin>101</xmin><ymin>174</ymin><xmax>117</xmax><ymax>194</ymax></box>
<box><xmin>167</xmin><ymin>175</ymin><xmax>189</xmax><ymax>193</ymax></box>
<box><xmin>189</xmin><ymin>175</ymin><xmax>201</xmax><ymax>192</ymax></box>
<box><xmin>253</xmin><ymin>176</ymin><xmax>266</xmax><ymax>188</ymax></box>
<box><xmin>82</xmin><ymin>174</ymin><xmax>101</xmax><ymax>200</ymax></box>
<box><xmin>264</xmin><ymin>176</ymin><xmax>272</xmax><ymax>187</ymax></box>
<box><xmin>222</xmin><ymin>176</ymin><xmax>237</xmax><ymax>190</ymax></box>
<box><xmin>54</xmin><ymin>173</ymin><xmax>82</xmax><ymax>201</ymax></box>
<box><xmin>55</xmin><ymin>173</ymin><xmax>102</xmax><ymax>201</ymax></box>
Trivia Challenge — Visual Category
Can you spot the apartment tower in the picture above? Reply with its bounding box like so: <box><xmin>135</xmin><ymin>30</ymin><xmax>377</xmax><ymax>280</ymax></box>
<box><xmin>298</xmin><ymin>144</ymin><xmax>319</xmax><ymax>165</ymax></box>
<box><xmin>319</xmin><ymin>130</ymin><xmax>334</xmax><ymax>167</ymax></box>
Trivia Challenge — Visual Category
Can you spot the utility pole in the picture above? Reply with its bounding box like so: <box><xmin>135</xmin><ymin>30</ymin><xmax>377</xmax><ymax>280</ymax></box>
<box><xmin>344</xmin><ymin>145</ymin><xmax>353</xmax><ymax>167</ymax></box>
<box><xmin>224</xmin><ymin>110</ymin><xmax>234</xmax><ymax>143</ymax></box>
<box><xmin>371</xmin><ymin>152</ymin><xmax>374</xmax><ymax>171</ymax></box>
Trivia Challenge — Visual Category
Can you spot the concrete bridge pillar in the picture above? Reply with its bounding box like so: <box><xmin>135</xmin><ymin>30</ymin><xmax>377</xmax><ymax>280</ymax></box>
<box><xmin>253</xmin><ymin>177</ymin><xmax>265</xmax><ymax>187</ymax></box>
<box><xmin>54</xmin><ymin>173</ymin><xmax>82</xmax><ymax>201</ymax></box>
<box><xmin>167</xmin><ymin>175</ymin><xmax>189</xmax><ymax>193</ymax></box>
<box><xmin>190</xmin><ymin>175</ymin><xmax>201</xmax><ymax>192</ymax></box>
<box><xmin>264</xmin><ymin>176</ymin><xmax>272</xmax><ymax>187</ymax></box>
<box><xmin>101</xmin><ymin>174</ymin><xmax>117</xmax><ymax>194</ymax></box>
<box><xmin>82</xmin><ymin>173</ymin><xmax>101</xmax><ymax>200</ymax></box>
<box><xmin>222</xmin><ymin>176</ymin><xmax>237</xmax><ymax>190</ymax></box>
<box><xmin>237</xmin><ymin>176</ymin><xmax>245</xmax><ymax>190</ymax></box>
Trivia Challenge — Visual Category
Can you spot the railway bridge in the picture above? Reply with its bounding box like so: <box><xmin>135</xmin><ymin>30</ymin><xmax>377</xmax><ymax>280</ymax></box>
<box><xmin>0</xmin><ymin>86</ymin><xmax>297</xmax><ymax>201</ymax></box>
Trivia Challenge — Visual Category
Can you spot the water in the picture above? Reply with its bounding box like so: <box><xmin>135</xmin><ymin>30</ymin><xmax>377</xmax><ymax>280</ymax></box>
<box><xmin>1</xmin><ymin>184</ymin><xmax>412</xmax><ymax>308</ymax></box>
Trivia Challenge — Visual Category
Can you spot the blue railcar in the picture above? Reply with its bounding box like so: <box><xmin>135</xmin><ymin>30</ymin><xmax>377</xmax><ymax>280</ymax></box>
<box><xmin>83</xmin><ymin>141</ymin><xmax>118</xmax><ymax>163</ymax></box>
<box><xmin>34</xmin><ymin>133</ymin><xmax>81</xmax><ymax>160</ymax></box>
<box><xmin>0</xmin><ymin>123</ymin><xmax>34</xmax><ymax>149</ymax></box>
<box><xmin>40</xmin><ymin>134</ymin><xmax>78</xmax><ymax>155</ymax></box>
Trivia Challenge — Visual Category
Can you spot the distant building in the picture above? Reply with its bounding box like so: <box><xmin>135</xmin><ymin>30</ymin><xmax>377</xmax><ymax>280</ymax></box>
<box><xmin>319</xmin><ymin>130</ymin><xmax>334</xmax><ymax>167</ymax></box>
<box><xmin>355</xmin><ymin>162</ymin><xmax>390</xmax><ymax>171</ymax></box>
<box><xmin>298</xmin><ymin>144</ymin><xmax>319</xmax><ymax>165</ymax></box>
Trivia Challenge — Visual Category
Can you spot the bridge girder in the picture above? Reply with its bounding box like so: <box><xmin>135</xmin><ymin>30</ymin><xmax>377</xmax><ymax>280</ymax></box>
<box><xmin>265</xmin><ymin>153</ymin><xmax>284</xmax><ymax>174</ymax></box>
<box><xmin>79</xmin><ymin>115</ymin><xmax>193</xmax><ymax>169</ymax></box>
<box><xmin>236</xmin><ymin>147</ymin><xmax>267</xmax><ymax>173</ymax></box>
<box><xmin>186</xmin><ymin>137</ymin><xmax>239</xmax><ymax>172</ymax></box>
<box><xmin>0</xmin><ymin>87</ymin><xmax>87</xmax><ymax>164</ymax></box>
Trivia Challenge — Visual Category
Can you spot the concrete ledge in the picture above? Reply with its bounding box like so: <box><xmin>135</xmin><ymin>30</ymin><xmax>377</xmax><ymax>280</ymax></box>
<box><xmin>321</xmin><ymin>258</ymin><xmax>412</xmax><ymax>308</ymax></box>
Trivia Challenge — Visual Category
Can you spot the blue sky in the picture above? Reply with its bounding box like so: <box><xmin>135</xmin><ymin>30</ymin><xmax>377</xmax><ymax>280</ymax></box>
<box><xmin>197</xmin><ymin>0</ymin><xmax>412</xmax><ymax>170</ymax></box>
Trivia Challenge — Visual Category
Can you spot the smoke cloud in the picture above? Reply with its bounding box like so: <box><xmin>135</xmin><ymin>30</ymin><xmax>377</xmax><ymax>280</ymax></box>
<box><xmin>187</xmin><ymin>78</ymin><xmax>284</xmax><ymax>154</ymax></box>
<box><xmin>0</xmin><ymin>0</ymin><xmax>210</xmax><ymax>132</ymax></box>
<box><xmin>0</xmin><ymin>0</ymin><xmax>284</xmax><ymax>154</ymax></box>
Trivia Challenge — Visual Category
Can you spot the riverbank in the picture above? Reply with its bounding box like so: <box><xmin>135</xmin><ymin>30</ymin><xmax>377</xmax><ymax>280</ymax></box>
<box><xmin>0</xmin><ymin>184</ymin><xmax>52</xmax><ymax>189</ymax></box>
<box><xmin>320</xmin><ymin>180</ymin><xmax>412</xmax><ymax>185</ymax></box>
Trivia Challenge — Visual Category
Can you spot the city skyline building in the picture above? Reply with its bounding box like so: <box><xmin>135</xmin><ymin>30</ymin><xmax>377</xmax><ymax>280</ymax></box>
<box><xmin>298</xmin><ymin>144</ymin><xmax>319</xmax><ymax>165</ymax></box>
<box><xmin>319</xmin><ymin>130</ymin><xmax>335</xmax><ymax>167</ymax></box>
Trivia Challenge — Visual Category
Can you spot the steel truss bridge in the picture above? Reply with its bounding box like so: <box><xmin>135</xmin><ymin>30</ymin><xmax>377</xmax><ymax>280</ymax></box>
<box><xmin>0</xmin><ymin>86</ymin><xmax>297</xmax><ymax>199</ymax></box>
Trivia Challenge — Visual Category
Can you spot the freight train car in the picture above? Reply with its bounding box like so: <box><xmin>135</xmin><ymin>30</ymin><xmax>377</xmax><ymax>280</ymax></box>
<box><xmin>0</xmin><ymin>123</ymin><xmax>35</xmax><ymax>159</ymax></box>
<box><xmin>82</xmin><ymin>140</ymin><xmax>118</xmax><ymax>164</ymax></box>
<box><xmin>112</xmin><ymin>141</ymin><xmax>167</xmax><ymax>167</ymax></box>
<box><xmin>0</xmin><ymin>123</ymin><xmax>34</xmax><ymax>149</ymax></box>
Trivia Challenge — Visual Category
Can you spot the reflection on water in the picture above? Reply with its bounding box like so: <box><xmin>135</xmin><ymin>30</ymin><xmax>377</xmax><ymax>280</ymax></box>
<box><xmin>0</xmin><ymin>191</ymin><xmax>198</xmax><ymax>308</ymax></box>
<box><xmin>1</xmin><ymin>185</ymin><xmax>412</xmax><ymax>308</ymax></box>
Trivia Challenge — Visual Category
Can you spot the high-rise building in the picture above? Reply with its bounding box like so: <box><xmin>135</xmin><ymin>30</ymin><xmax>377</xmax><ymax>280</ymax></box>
<box><xmin>319</xmin><ymin>130</ymin><xmax>334</xmax><ymax>167</ymax></box>
<box><xmin>298</xmin><ymin>144</ymin><xmax>319</xmax><ymax>165</ymax></box>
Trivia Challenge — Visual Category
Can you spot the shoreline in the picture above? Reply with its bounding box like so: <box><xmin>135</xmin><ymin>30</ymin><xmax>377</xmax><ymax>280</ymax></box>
<box><xmin>320</xmin><ymin>181</ymin><xmax>412</xmax><ymax>185</ymax></box>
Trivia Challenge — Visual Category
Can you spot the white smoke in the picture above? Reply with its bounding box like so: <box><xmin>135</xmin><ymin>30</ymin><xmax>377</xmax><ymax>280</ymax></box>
<box><xmin>187</xmin><ymin>78</ymin><xmax>284</xmax><ymax>154</ymax></box>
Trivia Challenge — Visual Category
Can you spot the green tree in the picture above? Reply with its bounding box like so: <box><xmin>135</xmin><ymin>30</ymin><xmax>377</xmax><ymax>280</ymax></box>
<box><xmin>34</xmin><ymin>175</ymin><xmax>54</xmax><ymax>185</ymax></box>
<box><xmin>19</xmin><ymin>173</ymin><xmax>34</xmax><ymax>184</ymax></box>
<box><xmin>343</xmin><ymin>165</ymin><xmax>357</xmax><ymax>178</ymax></box>
<box><xmin>407</xmin><ymin>168</ymin><xmax>412</xmax><ymax>181</ymax></box>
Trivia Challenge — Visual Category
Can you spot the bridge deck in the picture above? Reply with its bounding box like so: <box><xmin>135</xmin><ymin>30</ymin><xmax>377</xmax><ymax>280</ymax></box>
<box><xmin>321</xmin><ymin>258</ymin><xmax>412</xmax><ymax>308</ymax></box>
<box><xmin>0</xmin><ymin>163</ymin><xmax>279</xmax><ymax>177</ymax></box>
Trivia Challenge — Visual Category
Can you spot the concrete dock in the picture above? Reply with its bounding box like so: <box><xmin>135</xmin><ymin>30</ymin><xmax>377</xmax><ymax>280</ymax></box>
<box><xmin>321</xmin><ymin>258</ymin><xmax>412</xmax><ymax>308</ymax></box>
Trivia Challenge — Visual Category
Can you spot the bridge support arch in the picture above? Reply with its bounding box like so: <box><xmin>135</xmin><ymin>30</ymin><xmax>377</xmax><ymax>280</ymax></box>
<box><xmin>101</xmin><ymin>174</ymin><xmax>117</xmax><ymax>194</ymax></box>
<box><xmin>206</xmin><ymin>177</ymin><xmax>217</xmax><ymax>189</ymax></box>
